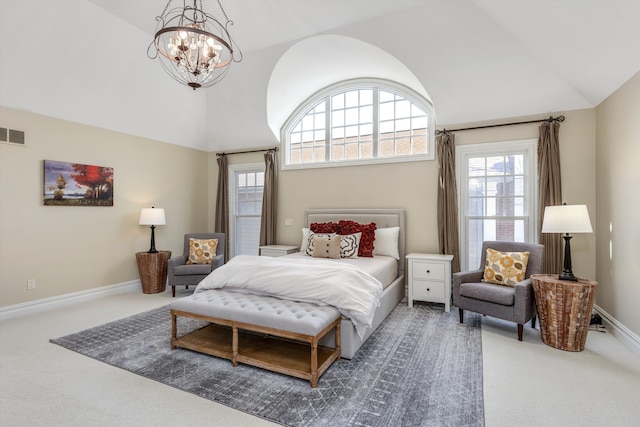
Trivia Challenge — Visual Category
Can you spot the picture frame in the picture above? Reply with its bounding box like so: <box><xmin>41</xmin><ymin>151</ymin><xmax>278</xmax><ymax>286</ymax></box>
<box><xmin>43</xmin><ymin>160</ymin><xmax>114</xmax><ymax>206</ymax></box>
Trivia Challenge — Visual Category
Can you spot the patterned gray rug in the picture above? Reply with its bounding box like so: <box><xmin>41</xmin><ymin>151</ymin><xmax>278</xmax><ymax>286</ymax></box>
<box><xmin>51</xmin><ymin>302</ymin><xmax>483</xmax><ymax>426</ymax></box>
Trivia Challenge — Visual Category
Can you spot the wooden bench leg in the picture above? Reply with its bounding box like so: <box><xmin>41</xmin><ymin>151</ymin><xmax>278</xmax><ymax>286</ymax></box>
<box><xmin>335</xmin><ymin>320</ymin><xmax>341</xmax><ymax>357</ymax></box>
<box><xmin>170</xmin><ymin>310</ymin><xmax>177</xmax><ymax>349</ymax></box>
<box><xmin>310</xmin><ymin>336</ymin><xmax>318</xmax><ymax>388</ymax></box>
<box><xmin>232</xmin><ymin>323</ymin><xmax>239</xmax><ymax>367</ymax></box>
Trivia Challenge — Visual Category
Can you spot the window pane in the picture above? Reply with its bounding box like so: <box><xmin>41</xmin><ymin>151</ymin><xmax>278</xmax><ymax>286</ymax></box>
<box><xmin>380</xmin><ymin>120</ymin><xmax>394</xmax><ymax>134</ymax></box>
<box><xmin>379</xmin><ymin>90</ymin><xmax>394</xmax><ymax>102</ymax></box>
<box><xmin>396</xmin><ymin>100</ymin><xmax>411</xmax><ymax>118</ymax></box>
<box><xmin>468</xmin><ymin>157</ymin><xmax>485</xmax><ymax>177</ymax></box>
<box><xmin>360</xmin><ymin>89</ymin><xmax>373</xmax><ymax>105</ymax></box>
<box><xmin>468</xmin><ymin>197</ymin><xmax>484</xmax><ymax>215</ymax></box>
<box><xmin>332</xmin><ymin>110</ymin><xmax>344</xmax><ymax>127</ymax></box>
<box><xmin>236</xmin><ymin>216</ymin><xmax>261</xmax><ymax>256</ymax></box>
<box><xmin>379</xmin><ymin>102</ymin><xmax>394</xmax><ymax>121</ymax></box>
<box><xmin>345</xmin><ymin>90</ymin><xmax>359</xmax><ymax>108</ymax></box>
<box><xmin>331</xmin><ymin>93</ymin><xmax>344</xmax><ymax>109</ymax></box>
<box><xmin>487</xmin><ymin>156</ymin><xmax>505</xmax><ymax>176</ymax></box>
<box><xmin>345</xmin><ymin>108</ymin><xmax>359</xmax><ymax>125</ymax></box>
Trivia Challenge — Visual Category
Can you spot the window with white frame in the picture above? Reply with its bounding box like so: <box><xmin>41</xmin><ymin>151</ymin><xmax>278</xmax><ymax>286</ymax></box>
<box><xmin>229</xmin><ymin>163</ymin><xmax>264</xmax><ymax>257</ymax></box>
<box><xmin>282</xmin><ymin>79</ymin><xmax>435</xmax><ymax>169</ymax></box>
<box><xmin>456</xmin><ymin>139</ymin><xmax>538</xmax><ymax>271</ymax></box>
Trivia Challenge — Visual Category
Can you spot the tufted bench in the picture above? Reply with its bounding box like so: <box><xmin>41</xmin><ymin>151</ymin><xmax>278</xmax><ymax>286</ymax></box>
<box><xmin>169</xmin><ymin>289</ymin><xmax>341</xmax><ymax>387</ymax></box>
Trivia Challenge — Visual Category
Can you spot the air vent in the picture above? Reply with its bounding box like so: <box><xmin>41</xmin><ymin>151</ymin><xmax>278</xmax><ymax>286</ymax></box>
<box><xmin>0</xmin><ymin>127</ymin><xmax>25</xmax><ymax>145</ymax></box>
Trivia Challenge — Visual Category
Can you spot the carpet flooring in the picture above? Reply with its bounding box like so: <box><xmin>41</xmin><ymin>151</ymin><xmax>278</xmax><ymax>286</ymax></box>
<box><xmin>51</xmin><ymin>302</ymin><xmax>483</xmax><ymax>426</ymax></box>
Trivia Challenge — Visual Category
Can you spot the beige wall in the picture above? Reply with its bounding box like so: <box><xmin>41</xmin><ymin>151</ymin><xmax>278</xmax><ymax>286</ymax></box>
<box><xmin>0</xmin><ymin>107</ymin><xmax>210</xmax><ymax>307</ymax></box>
<box><xmin>209</xmin><ymin>109</ymin><xmax>597</xmax><ymax>283</ymax></box>
<box><xmin>596</xmin><ymin>71</ymin><xmax>640</xmax><ymax>337</ymax></box>
<box><xmin>1</xmin><ymin>106</ymin><xmax>600</xmax><ymax>323</ymax></box>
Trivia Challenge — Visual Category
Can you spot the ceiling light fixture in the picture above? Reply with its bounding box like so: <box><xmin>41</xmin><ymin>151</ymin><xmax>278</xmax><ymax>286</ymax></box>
<box><xmin>147</xmin><ymin>0</ymin><xmax>242</xmax><ymax>90</ymax></box>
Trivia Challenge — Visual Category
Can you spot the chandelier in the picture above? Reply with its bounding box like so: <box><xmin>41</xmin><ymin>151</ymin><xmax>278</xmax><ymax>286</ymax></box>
<box><xmin>147</xmin><ymin>0</ymin><xmax>242</xmax><ymax>90</ymax></box>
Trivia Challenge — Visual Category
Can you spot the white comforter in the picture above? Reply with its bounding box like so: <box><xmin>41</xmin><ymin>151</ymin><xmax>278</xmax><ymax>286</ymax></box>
<box><xmin>195</xmin><ymin>255</ymin><xmax>383</xmax><ymax>337</ymax></box>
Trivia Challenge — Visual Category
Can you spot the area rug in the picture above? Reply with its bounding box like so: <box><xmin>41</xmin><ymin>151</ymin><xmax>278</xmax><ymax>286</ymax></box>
<box><xmin>51</xmin><ymin>302</ymin><xmax>483</xmax><ymax>426</ymax></box>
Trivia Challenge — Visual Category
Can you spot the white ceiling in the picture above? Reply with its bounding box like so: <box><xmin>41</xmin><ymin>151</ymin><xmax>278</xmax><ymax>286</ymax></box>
<box><xmin>2</xmin><ymin>0</ymin><xmax>639</xmax><ymax>151</ymax></box>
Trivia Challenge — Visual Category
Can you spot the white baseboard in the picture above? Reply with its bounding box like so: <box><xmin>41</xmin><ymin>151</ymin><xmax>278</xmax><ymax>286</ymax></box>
<box><xmin>594</xmin><ymin>304</ymin><xmax>640</xmax><ymax>357</ymax></box>
<box><xmin>0</xmin><ymin>280</ymin><xmax>141</xmax><ymax>322</ymax></box>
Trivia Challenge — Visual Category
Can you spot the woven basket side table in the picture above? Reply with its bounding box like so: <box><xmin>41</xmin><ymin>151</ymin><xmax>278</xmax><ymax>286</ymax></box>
<box><xmin>531</xmin><ymin>274</ymin><xmax>597</xmax><ymax>352</ymax></box>
<box><xmin>136</xmin><ymin>251</ymin><xmax>171</xmax><ymax>294</ymax></box>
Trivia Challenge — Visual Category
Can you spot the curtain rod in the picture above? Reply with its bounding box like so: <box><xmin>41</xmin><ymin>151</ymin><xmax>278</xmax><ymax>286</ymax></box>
<box><xmin>216</xmin><ymin>146</ymin><xmax>278</xmax><ymax>157</ymax></box>
<box><xmin>435</xmin><ymin>115</ymin><xmax>565</xmax><ymax>135</ymax></box>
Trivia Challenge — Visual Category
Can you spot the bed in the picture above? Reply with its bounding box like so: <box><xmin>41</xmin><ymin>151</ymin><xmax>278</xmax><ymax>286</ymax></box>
<box><xmin>296</xmin><ymin>208</ymin><xmax>406</xmax><ymax>358</ymax></box>
<box><xmin>183</xmin><ymin>208</ymin><xmax>406</xmax><ymax>360</ymax></box>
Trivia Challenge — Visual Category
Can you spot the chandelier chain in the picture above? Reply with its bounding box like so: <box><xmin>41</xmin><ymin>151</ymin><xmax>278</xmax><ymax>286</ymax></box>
<box><xmin>159</xmin><ymin>0</ymin><xmax>173</xmax><ymax>21</ymax></box>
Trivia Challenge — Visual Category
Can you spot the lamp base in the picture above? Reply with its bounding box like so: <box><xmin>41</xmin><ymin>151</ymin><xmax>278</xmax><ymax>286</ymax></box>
<box><xmin>147</xmin><ymin>225</ymin><xmax>158</xmax><ymax>253</ymax></box>
<box><xmin>559</xmin><ymin>234</ymin><xmax>578</xmax><ymax>282</ymax></box>
<box><xmin>558</xmin><ymin>271</ymin><xmax>579</xmax><ymax>282</ymax></box>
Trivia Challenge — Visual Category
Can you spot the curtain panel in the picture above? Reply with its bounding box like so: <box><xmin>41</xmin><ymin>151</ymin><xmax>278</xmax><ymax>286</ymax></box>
<box><xmin>436</xmin><ymin>132</ymin><xmax>461</xmax><ymax>273</ymax></box>
<box><xmin>259</xmin><ymin>150</ymin><xmax>278</xmax><ymax>246</ymax></box>
<box><xmin>215</xmin><ymin>154</ymin><xmax>230</xmax><ymax>262</ymax></box>
<box><xmin>538</xmin><ymin>121</ymin><xmax>563</xmax><ymax>274</ymax></box>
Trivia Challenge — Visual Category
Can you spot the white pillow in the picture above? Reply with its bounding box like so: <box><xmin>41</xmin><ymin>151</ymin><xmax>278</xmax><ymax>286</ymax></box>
<box><xmin>373</xmin><ymin>227</ymin><xmax>400</xmax><ymax>260</ymax></box>
<box><xmin>300</xmin><ymin>228</ymin><xmax>311</xmax><ymax>252</ymax></box>
<box><xmin>340</xmin><ymin>232</ymin><xmax>361</xmax><ymax>258</ymax></box>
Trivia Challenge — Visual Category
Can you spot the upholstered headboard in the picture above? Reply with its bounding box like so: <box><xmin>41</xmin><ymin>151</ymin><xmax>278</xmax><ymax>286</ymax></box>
<box><xmin>304</xmin><ymin>208</ymin><xmax>406</xmax><ymax>278</ymax></box>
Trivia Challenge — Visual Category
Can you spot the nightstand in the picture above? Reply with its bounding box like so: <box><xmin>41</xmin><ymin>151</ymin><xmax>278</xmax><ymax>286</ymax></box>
<box><xmin>406</xmin><ymin>253</ymin><xmax>454</xmax><ymax>311</ymax></box>
<box><xmin>531</xmin><ymin>274</ymin><xmax>597</xmax><ymax>351</ymax></box>
<box><xmin>135</xmin><ymin>250</ymin><xmax>171</xmax><ymax>294</ymax></box>
<box><xmin>259</xmin><ymin>245</ymin><xmax>299</xmax><ymax>257</ymax></box>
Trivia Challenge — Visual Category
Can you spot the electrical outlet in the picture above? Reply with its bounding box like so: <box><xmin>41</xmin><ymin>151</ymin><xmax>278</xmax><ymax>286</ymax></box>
<box><xmin>27</xmin><ymin>279</ymin><xmax>36</xmax><ymax>290</ymax></box>
<box><xmin>285</xmin><ymin>218</ymin><xmax>293</xmax><ymax>226</ymax></box>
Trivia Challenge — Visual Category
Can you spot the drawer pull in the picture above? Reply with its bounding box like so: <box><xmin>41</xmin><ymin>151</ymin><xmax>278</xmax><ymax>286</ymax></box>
<box><xmin>427</xmin><ymin>288</ymin><xmax>430</xmax><ymax>291</ymax></box>
<box><xmin>427</xmin><ymin>270</ymin><xmax>430</xmax><ymax>273</ymax></box>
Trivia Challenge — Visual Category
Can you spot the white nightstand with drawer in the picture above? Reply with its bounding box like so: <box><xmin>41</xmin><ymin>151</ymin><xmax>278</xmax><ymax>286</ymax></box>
<box><xmin>406</xmin><ymin>253</ymin><xmax>454</xmax><ymax>311</ymax></box>
<box><xmin>259</xmin><ymin>245</ymin><xmax>299</xmax><ymax>257</ymax></box>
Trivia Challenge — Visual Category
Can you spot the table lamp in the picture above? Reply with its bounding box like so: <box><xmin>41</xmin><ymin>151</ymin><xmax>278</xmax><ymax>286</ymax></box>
<box><xmin>139</xmin><ymin>207</ymin><xmax>166</xmax><ymax>253</ymax></box>
<box><xmin>541</xmin><ymin>204</ymin><xmax>592</xmax><ymax>281</ymax></box>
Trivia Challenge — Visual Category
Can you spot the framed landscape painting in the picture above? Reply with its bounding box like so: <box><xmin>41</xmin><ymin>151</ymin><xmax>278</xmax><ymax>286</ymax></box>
<box><xmin>43</xmin><ymin>160</ymin><xmax>114</xmax><ymax>206</ymax></box>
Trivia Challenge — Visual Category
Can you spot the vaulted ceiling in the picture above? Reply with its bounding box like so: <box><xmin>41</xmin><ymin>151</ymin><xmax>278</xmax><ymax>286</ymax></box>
<box><xmin>2</xmin><ymin>0</ymin><xmax>639</xmax><ymax>151</ymax></box>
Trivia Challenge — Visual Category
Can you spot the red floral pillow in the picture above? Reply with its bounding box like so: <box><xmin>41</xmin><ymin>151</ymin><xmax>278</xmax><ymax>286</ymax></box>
<box><xmin>311</xmin><ymin>220</ymin><xmax>377</xmax><ymax>257</ymax></box>
<box><xmin>310</xmin><ymin>222</ymin><xmax>339</xmax><ymax>234</ymax></box>
<box><xmin>339</xmin><ymin>220</ymin><xmax>377</xmax><ymax>257</ymax></box>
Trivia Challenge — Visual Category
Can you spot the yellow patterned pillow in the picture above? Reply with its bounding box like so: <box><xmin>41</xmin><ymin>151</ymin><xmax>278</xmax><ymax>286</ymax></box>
<box><xmin>187</xmin><ymin>238</ymin><xmax>218</xmax><ymax>264</ymax></box>
<box><xmin>482</xmin><ymin>248</ymin><xmax>530</xmax><ymax>286</ymax></box>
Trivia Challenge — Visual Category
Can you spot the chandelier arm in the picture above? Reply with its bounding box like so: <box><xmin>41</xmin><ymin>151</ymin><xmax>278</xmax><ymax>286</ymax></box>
<box><xmin>216</xmin><ymin>0</ymin><xmax>230</xmax><ymax>23</ymax></box>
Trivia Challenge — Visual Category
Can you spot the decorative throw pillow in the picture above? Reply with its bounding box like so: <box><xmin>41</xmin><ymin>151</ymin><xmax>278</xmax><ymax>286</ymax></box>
<box><xmin>482</xmin><ymin>248</ymin><xmax>530</xmax><ymax>286</ymax></box>
<box><xmin>310</xmin><ymin>221</ymin><xmax>339</xmax><ymax>234</ymax></box>
<box><xmin>305</xmin><ymin>232</ymin><xmax>336</xmax><ymax>256</ymax></box>
<box><xmin>372</xmin><ymin>227</ymin><xmax>400</xmax><ymax>260</ymax></box>
<box><xmin>310</xmin><ymin>234</ymin><xmax>341</xmax><ymax>259</ymax></box>
<box><xmin>187</xmin><ymin>238</ymin><xmax>218</xmax><ymax>264</ymax></box>
<box><xmin>340</xmin><ymin>232</ymin><xmax>361</xmax><ymax>258</ymax></box>
<box><xmin>337</xmin><ymin>220</ymin><xmax>377</xmax><ymax>257</ymax></box>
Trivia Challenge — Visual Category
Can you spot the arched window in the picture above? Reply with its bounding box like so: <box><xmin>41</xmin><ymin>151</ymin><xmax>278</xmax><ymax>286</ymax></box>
<box><xmin>282</xmin><ymin>79</ymin><xmax>435</xmax><ymax>169</ymax></box>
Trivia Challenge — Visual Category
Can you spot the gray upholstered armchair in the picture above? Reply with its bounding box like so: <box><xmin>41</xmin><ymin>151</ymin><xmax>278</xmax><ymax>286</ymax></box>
<box><xmin>167</xmin><ymin>233</ymin><xmax>225</xmax><ymax>297</ymax></box>
<box><xmin>453</xmin><ymin>241</ymin><xmax>544</xmax><ymax>341</ymax></box>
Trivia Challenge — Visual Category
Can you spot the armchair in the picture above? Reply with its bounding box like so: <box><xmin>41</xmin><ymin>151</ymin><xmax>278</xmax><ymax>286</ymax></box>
<box><xmin>167</xmin><ymin>233</ymin><xmax>225</xmax><ymax>297</ymax></box>
<box><xmin>453</xmin><ymin>241</ymin><xmax>544</xmax><ymax>341</ymax></box>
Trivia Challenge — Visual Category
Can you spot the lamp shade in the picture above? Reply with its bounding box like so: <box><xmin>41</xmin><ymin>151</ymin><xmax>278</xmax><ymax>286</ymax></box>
<box><xmin>139</xmin><ymin>208</ymin><xmax>166</xmax><ymax>226</ymax></box>
<box><xmin>541</xmin><ymin>204</ymin><xmax>592</xmax><ymax>234</ymax></box>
